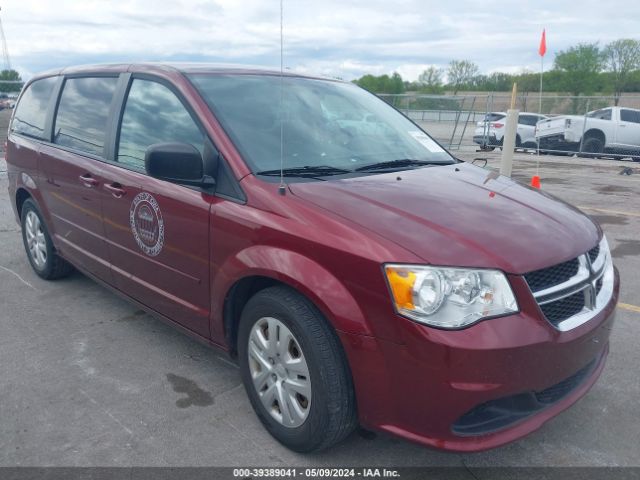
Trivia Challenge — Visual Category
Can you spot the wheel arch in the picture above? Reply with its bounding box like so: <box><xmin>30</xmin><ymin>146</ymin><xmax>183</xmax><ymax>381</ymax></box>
<box><xmin>215</xmin><ymin>246</ymin><xmax>371</xmax><ymax>356</ymax></box>
<box><xmin>583</xmin><ymin>128</ymin><xmax>606</xmax><ymax>144</ymax></box>
<box><xmin>13</xmin><ymin>173</ymin><xmax>53</xmax><ymax>229</ymax></box>
<box><xmin>15</xmin><ymin>187</ymin><xmax>32</xmax><ymax>219</ymax></box>
<box><xmin>222</xmin><ymin>274</ymin><xmax>282</xmax><ymax>356</ymax></box>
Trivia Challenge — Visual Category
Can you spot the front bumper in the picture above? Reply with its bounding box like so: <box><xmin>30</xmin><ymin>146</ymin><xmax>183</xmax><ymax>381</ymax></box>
<box><xmin>339</xmin><ymin>268</ymin><xmax>619</xmax><ymax>452</ymax></box>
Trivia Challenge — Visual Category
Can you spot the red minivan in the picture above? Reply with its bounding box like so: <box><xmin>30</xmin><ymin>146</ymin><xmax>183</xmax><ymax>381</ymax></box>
<box><xmin>6</xmin><ymin>63</ymin><xmax>618</xmax><ymax>453</ymax></box>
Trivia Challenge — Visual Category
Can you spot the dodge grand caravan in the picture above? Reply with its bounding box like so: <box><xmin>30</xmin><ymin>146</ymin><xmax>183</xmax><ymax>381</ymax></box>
<box><xmin>6</xmin><ymin>64</ymin><xmax>618</xmax><ymax>453</ymax></box>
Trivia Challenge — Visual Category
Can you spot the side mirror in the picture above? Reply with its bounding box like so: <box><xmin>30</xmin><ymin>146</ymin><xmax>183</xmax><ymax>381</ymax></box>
<box><xmin>144</xmin><ymin>143</ymin><xmax>215</xmax><ymax>188</ymax></box>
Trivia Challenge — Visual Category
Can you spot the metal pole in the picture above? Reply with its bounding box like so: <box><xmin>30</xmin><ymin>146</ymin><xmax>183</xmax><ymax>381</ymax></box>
<box><xmin>500</xmin><ymin>84</ymin><xmax>519</xmax><ymax>177</ymax></box>
<box><xmin>537</xmin><ymin>56</ymin><xmax>543</xmax><ymax>155</ymax></box>
<box><xmin>483</xmin><ymin>94</ymin><xmax>490</xmax><ymax>148</ymax></box>
<box><xmin>448</xmin><ymin>97</ymin><xmax>462</xmax><ymax>149</ymax></box>
<box><xmin>536</xmin><ymin>54</ymin><xmax>543</xmax><ymax>173</ymax></box>
<box><xmin>458</xmin><ymin>96</ymin><xmax>476</xmax><ymax>150</ymax></box>
<box><xmin>539</xmin><ymin>56</ymin><xmax>543</xmax><ymax>117</ymax></box>
<box><xmin>578</xmin><ymin>98</ymin><xmax>590</xmax><ymax>156</ymax></box>
<box><xmin>0</xmin><ymin>7</ymin><xmax>12</xmax><ymax>71</ymax></box>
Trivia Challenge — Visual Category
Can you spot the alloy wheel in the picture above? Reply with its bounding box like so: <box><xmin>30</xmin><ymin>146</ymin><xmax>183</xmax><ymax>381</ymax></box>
<box><xmin>25</xmin><ymin>211</ymin><xmax>47</xmax><ymax>269</ymax></box>
<box><xmin>247</xmin><ymin>316</ymin><xmax>312</xmax><ymax>428</ymax></box>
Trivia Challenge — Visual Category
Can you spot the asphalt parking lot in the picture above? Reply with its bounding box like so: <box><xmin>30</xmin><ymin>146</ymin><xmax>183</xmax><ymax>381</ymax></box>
<box><xmin>1</xmin><ymin>108</ymin><xmax>639</xmax><ymax>467</ymax></box>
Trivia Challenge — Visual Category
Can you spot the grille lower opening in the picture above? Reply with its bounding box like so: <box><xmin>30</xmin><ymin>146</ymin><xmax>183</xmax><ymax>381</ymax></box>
<box><xmin>452</xmin><ymin>358</ymin><xmax>598</xmax><ymax>436</ymax></box>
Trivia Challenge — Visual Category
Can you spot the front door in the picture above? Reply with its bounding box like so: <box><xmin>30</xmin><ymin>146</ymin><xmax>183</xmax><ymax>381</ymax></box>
<box><xmin>100</xmin><ymin>78</ymin><xmax>212</xmax><ymax>338</ymax></box>
<box><xmin>616</xmin><ymin>109</ymin><xmax>640</xmax><ymax>149</ymax></box>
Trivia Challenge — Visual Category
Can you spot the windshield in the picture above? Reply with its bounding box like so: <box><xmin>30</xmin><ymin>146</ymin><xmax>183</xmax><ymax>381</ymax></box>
<box><xmin>188</xmin><ymin>74</ymin><xmax>454</xmax><ymax>176</ymax></box>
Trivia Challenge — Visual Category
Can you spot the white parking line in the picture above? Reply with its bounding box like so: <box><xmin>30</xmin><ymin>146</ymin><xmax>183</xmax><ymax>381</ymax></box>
<box><xmin>619</xmin><ymin>303</ymin><xmax>640</xmax><ymax>314</ymax></box>
<box><xmin>579</xmin><ymin>206</ymin><xmax>640</xmax><ymax>218</ymax></box>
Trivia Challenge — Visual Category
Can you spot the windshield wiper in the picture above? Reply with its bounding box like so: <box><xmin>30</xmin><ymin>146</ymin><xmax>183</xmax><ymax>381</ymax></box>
<box><xmin>255</xmin><ymin>165</ymin><xmax>353</xmax><ymax>177</ymax></box>
<box><xmin>355</xmin><ymin>158</ymin><xmax>447</xmax><ymax>172</ymax></box>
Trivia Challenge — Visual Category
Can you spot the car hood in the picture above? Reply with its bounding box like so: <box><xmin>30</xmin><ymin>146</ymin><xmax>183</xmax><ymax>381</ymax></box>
<box><xmin>289</xmin><ymin>163</ymin><xmax>599</xmax><ymax>274</ymax></box>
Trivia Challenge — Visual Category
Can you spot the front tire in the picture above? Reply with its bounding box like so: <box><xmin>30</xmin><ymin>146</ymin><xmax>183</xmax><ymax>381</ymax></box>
<box><xmin>21</xmin><ymin>199</ymin><xmax>74</xmax><ymax>280</ymax></box>
<box><xmin>238</xmin><ymin>286</ymin><xmax>357</xmax><ymax>452</ymax></box>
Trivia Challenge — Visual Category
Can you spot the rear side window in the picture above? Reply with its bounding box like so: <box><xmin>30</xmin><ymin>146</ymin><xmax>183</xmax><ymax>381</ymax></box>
<box><xmin>54</xmin><ymin>77</ymin><xmax>118</xmax><ymax>156</ymax></box>
<box><xmin>11</xmin><ymin>77</ymin><xmax>57</xmax><ymax>139</ymax></box>
<box><xmin>116</xmin><ymin>79</ymin><xmax>204</xmax><ymax>170</ymax></box>
<box><xmin>620</xmin><ymin>109</ymin><xmax>640</xmax><ymax>124</ymax></box>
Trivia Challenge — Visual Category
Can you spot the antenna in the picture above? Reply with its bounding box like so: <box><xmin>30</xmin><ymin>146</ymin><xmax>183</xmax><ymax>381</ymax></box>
<box><xmin>278</xmin><ymin>0</ymin><xmax>286</xmax><ymax>195</ymax></box>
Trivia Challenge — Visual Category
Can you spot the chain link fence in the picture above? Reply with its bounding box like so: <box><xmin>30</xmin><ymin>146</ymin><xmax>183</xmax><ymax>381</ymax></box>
<box><xmin>379</xmin><ymin>93</ymin><xmax>640</xmax><ymax>161</ymax></box>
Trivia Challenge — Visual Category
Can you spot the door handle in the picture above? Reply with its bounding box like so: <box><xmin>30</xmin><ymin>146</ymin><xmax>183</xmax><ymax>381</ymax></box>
<box><xmin>104</xmin><ymin>183</ymin><xmax>127</xmax><ymax>198</ymax></box>
<box><xmin>79</xmin><ymin>174</ymin><xmax>99</xmax><ymax>187</ymax></box>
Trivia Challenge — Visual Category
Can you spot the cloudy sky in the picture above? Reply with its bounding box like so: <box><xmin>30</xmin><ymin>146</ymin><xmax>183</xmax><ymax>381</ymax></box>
<box><xmin>2</xmin><ymin>0</ymin><xmax>639</xmax><ymax>81</ymax></box>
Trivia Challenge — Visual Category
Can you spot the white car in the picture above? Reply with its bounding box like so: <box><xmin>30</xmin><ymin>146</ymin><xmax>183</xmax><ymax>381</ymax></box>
<box><xmin>536</xmin><ymin>106</ymin><xmax>640</xmax><ymax>160</ymax></box>
<box><xmin>474</xmin><ymin>112</ymin><xmax>547</xmax><ymax>150</ymax></box>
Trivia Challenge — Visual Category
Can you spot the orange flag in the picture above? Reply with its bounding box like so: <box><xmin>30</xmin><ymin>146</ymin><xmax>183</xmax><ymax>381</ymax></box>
<box><xmin>538</xmin><ymin>29</ymin><xmax>547</xmax><ymax>57</ymax></box>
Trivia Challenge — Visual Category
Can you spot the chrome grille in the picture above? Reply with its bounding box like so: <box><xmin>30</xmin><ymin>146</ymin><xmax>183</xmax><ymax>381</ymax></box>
<box><xmin>539</xmin><ymin>290</ymin><xmax>585</xmax><ymax>326</ymax></box>
<box><xmin>596</xmin><ymin>276</ymin><xmax>603</xmax><ymax>295</ymax></box>
<box><xmin>524</xmin><ymin>258</ymin><xmax>579</xmax><ymax>293</ymax></box>
<box><xmin>524</xmin><ymin>238</ymin><xmax>614</xmax><ymax>331</ymax></box>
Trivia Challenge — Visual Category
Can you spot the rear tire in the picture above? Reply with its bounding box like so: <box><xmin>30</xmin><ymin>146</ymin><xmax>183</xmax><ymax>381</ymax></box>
<box><xmin>21</xmin><ymin>199</ymin><xmax>74</xmax><ymax>280</ymax></box>
<box><xmin>238</xmin><ymin>286</ymin><xmax>357</xmax><ymax>452</ymax></box>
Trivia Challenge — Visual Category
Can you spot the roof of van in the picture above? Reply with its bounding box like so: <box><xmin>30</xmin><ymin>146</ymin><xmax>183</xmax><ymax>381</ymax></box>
<box><xmin>30</xmin><ymin>62</ymin><xmax>338</xmax><ymax>82</ymax></box>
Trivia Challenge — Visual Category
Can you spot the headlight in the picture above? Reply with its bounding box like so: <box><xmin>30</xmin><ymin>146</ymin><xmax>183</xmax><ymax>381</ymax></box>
<box><xmin>384</xmin><ymin>265</ymin><xmax>518</xmax><ymax>329</ymax></box>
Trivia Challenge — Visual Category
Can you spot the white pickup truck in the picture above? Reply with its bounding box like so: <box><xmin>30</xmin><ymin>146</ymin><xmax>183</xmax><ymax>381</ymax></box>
<box><xmin>535</xmin><ymin>106</ymin><xmax>640</xmax><ymax>160</ymax></box>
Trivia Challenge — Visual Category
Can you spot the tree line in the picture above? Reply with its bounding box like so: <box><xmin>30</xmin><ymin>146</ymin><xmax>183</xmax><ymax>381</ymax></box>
<box><xmin>353</xmin><ymin>39</ymin><xmax>640</xmax><ymax>105</ymax></box>
<box><xmin>0</xmin><ymin>69</ymin><xmax>23</xmax><ymax>92</ymax></box>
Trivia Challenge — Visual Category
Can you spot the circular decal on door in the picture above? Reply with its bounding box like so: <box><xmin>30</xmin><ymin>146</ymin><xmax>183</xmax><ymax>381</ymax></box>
<box><xmin>129</xmin><ymin>192</ymin><xmax>164</xmax><ymax>257</ymax></box>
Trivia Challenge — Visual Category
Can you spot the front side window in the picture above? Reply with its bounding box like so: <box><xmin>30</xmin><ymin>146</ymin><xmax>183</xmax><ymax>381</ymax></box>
<box><xmin>11</xmin><ymin>77</ymin><xmax>57</xmax><ymax>139</ymax></box>
<box><xmin>117</xmin><ymin>79</ymin><xmax>204</xmax><ymax>170</ymax></box>
<box><xmin>54</xmin><ymin>77</ymin><xmax>118</xmax><ymax>156</ymax></box>
<box><xmin>189</xmin><ymin>74</ymin><xmax>454</xmax><ymax>176</ymax></box>
<box><xmin>620</xmin><ymin>109</ymin><xmax>640</xmax><ymax>124</ymax></box>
